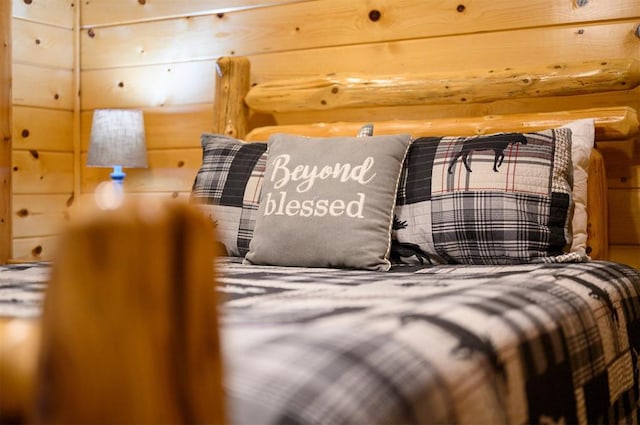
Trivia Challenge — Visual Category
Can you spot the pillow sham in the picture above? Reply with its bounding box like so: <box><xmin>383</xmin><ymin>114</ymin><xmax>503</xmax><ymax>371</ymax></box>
<box><xmin>190</xmin><ymin>133</ymin><xmax>267</xmax><ymax>256</ymax></box>
<box><xmin>393</xmin><ymin>128</ymin><xmax>575</xmax><ymax>265</ymax></box>
<box><xmin>561</xmin><ymin>119</ymin><xmax>594</xmax><ymax>255</ymax></box>
<box><xmin>244</xmin><ymin>133</ymin><xmax>412</xmax><ymax>271</ymax></box>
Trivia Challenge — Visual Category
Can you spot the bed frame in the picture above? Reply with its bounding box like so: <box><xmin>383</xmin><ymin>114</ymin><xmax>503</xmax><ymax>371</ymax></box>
<box><xmin>214</xmin><ymin>57</ymin><xmax>639</xmax><ymax>262</ymax></box>
<box><xmin>0</xmin><ymin>56</ymin><xmax>638</xmax><ymax>423</ymax></box>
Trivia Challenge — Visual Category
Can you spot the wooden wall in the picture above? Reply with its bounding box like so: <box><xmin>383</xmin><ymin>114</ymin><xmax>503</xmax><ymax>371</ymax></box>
<box><xmin>5</xmin><ymin>0</ymin><xmax>640</xmax><ymax>266</ymax></box>
<box><xmin>1</xmin><ymin>0</ymin><xmax>11</xmax><ymax>264</ymax></box>
<box><xmin>9</xmin><ymin>0</ymin><xmax>76</xmax><ymax>262</ymax></box>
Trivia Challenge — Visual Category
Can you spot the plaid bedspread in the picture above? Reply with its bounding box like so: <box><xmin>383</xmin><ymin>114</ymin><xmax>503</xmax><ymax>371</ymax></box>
<box><xmin>2</xmin><ymin>259</ymin><xmax>639</xmax><ymax>425</ymax></box>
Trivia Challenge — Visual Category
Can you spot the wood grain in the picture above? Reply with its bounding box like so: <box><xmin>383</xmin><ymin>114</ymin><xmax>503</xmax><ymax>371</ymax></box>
<box><xmin>12</xmin><ymin>64</ymin><xmax>74</xmax><ymax>110</ymax></box>
<box><xmin>246</xmin><ymin>107</ymin><xmax>639</xmax><ymax>141</ymax></box>
<box><xmin>12</xmin><ymin>0</ymin><xmax>74</xmax><ymax>29</ymax></box>
<box><xmin>12</xmin><ymin>151</ymin><xmax>74</xmax><ymax>195</ymax></box>
<box><xmin>586</xmin><ymin>149</ymin><xmax>609</xmax><ymax>260</ymax></box>
<box><xmin>80</xmin><ymin>61</ymin><xmax>214</xmax><ymax>110</ymax></box>
<box><xmin>246</xmin><ymin>59</ymin><xmax>640</xmax><ymax>113</ymax></box>
<box><xmin>12</xmin><ymin>194</ymin><xmax>73</xmax><ymax>238</ymax></box>
<box><xmin>1</xmin><ymin>0</ymin><xmax>11</xmax><ymax>263</ymax></box>
<box><xmin>81</xmin><ymin>0</ymin><xmax>314</xmax><ymax>26</ymax></box>
<box><xmin>246</xmin><ymin>21</ymin><xmax>640</xmax><ymax>81</ymax></box>
<box><xmin>213</xmin><ymin>57</ymin><xmax>250</xmax><ymax>138</ymax></box>
<box><xmin>12</xmin><ymin>19</ymin><xmax>73</xmax><ymax>69</ymax></box>
<box><xmin>13</xmin><ymin>107</ymin><xmax>74</xmax><ymax>152</ymax></box>
<box><xmin>11</xmin><ymin>235</ymin><xmax>59</xmax><ymax>262</ymax></box>
<box><xmin>79</xmin><ymin>0</ymin><xmax>640</xmax><ymax>69</ymax></box>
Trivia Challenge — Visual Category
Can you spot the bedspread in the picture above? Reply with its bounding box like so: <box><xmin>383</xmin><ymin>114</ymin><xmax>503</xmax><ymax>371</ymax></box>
<box><xmin>1</xmin><ymin>259</ymin><xmax>639</xmax><ymax>425</ymax></box>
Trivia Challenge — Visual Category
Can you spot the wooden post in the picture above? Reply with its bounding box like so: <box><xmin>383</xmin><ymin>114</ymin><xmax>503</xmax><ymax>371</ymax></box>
<box><xmin>0</xmin><ymin>0</ymin><xmax>12</xmax><ymax>264</ymax></box>
<box><xmin>586</xmin><ymin>149</ymin><xmax>609</xmax><ymax>260</ymax></box>
<box><xmin>33</xmin><ymin>201</ymin><xmax>226</xmax><ymax>424</ymax></box>
<box><xmin>212</xmin><ymin>56</ymin><xmax>251</xmax><ymax>139</ymax></box>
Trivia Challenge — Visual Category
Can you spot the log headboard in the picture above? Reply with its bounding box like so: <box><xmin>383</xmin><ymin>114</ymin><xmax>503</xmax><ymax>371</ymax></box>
<box><xmin>212</xmin><ymin>56</ymin><xmax>640</xmax><ymax>261</ymax></box>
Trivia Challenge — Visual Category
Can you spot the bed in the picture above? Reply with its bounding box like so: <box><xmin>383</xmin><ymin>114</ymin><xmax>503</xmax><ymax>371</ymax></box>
<box><xmin>0</xmin><ymin>56</ymin><xmax>639</xmax><ymax>425</ymax></box>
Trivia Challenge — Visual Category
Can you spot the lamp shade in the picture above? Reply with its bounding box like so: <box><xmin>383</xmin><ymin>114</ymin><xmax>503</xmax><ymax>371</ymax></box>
<box><xmin>87</xmin><ymin>109</ymin><xmax>148</xmax><ymax>168</ymax></box>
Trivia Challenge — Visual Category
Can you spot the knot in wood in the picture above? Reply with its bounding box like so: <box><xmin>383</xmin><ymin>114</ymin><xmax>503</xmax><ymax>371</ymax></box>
<box><xmin>21</xmin><ymin>129</ymin><xmax>30</xmax><ymax>138</ymax></box>
<box><xmin>368</xmin><ymin>10</ymin><xmax>381</xmax><ymax>22</ymax></box>
<box><xmin>456</xmin><ymin>4</ymin><xmax>466</xmax><ymax>12</ymax></box>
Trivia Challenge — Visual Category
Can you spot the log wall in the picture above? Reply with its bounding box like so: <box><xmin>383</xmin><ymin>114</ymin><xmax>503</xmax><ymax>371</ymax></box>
<box><xmin>4</xmin><ymin>0</ymin><xmax>640</xmax><ymax>266</ymax></box>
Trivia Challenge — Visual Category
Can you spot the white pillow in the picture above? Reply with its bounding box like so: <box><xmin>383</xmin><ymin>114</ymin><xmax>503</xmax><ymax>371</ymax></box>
<box><xmin>561</xmin><ymin>119</ymin><xmax>595</xmax><ymax>256</ymax></box>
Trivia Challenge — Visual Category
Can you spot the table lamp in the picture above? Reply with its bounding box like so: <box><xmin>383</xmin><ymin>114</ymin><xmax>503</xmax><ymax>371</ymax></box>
<box><xmin>87</xmin><ymin>109</ymin><xmax>148</xmax><ymax>186</ymax></box>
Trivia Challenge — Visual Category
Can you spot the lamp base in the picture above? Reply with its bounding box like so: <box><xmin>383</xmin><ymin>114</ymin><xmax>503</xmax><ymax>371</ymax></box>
<box><xmin>110</xmin><ymin>165</ymin><xmax>126</xmax><ymax>184</ymax></box>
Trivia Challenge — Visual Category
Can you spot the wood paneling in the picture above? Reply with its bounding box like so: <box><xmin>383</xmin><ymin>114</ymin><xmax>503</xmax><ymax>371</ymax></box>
<box><xmin>12</xmin><ymin>64</ymin><xmax>74</xmax><ymax>110</ymax></box>
<box><xmin>1</xmin><ymin>0</ymin><xmax>11</xmax><ymax>263</ymax></box>
<box><xmin>80</xmin><ymin>61</ymin><xmax>214</xmax><ymax>110</ymax></box>
<box><xmin>12</xmin><ymin>235</ymin><xmax>59</xmax><ymax>262</ymax></box>
<box><xmin>248</xmin><ymin>21</ymin><xmax>640</xmax><ymax>79</ymax></box>
<box><xmin>12</xmin><ymin>151</ymin><xmax>74</xmax><ymax>195</ymax></box>
<box><xmin>80</xmin><ymin>0</ymin><xmax>640</xmax><ymax>69</ymax></box>
<box><xmin>13</xmin><ymin>107</ymin><xmax>74</xmax><ymax>151</ymax></box>
<box><xmin>12</xmin><ymin>194</ymin><xmax>72</xmax><ymax>238</ymax></box>
<box><xmin>81</xmin><ymin>0</ymin><xmax>313</xmax><ymax>26</ymax></box>
<box><xmin>12</xmin><ymin>19</ymin><xmax>73</xmax><ymax>69</ymax></box>
<box><xmin>12</xmin><ymin>0</ymin><xmax>74</xmax><ymax>28</ymax></box>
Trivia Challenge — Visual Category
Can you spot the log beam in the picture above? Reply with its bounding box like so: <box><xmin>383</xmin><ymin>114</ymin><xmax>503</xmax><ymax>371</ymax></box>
<box><xmin>245</xmin><ymin>106</ymin><xmax>639</xmax><ymax>142</ymax></box>
<box><xmin>245</xmin><ymin>59</ymin><xmax>640</xmax><ymax>113</ymax></box>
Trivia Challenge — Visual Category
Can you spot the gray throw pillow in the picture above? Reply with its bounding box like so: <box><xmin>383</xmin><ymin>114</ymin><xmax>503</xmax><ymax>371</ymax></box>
<box><xmin>244</xmin><ymin>133</ymin><xmax>412</xmax><ymax>271</ymax></box>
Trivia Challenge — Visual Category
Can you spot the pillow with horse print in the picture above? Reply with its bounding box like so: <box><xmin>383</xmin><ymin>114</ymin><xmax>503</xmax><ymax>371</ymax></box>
<box><xmin>392</xmin><ymin>127</ymin><xmax>576</xmax><ymax>265</ymax></box>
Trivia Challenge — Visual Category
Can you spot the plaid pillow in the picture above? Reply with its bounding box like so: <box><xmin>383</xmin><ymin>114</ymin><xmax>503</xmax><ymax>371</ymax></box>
<box><xmin>393</xmin><ymin>128</ymin><xmax>576</xmax><ymax>265</ymax></box>
<box><xmin>190</xmin><ymin>134</ymin><xmax>267</xmax><ymax>256</ymax></box>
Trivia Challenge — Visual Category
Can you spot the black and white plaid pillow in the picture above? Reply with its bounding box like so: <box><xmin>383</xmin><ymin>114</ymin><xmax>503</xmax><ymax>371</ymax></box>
<box><xmin>190</xmin><ymin>134</ymin><xmax>267</xmax><ymax>256</ymax></box>
<box><xmin>393</xmin><ymin>128</ymin><xmax>575</xmax><ymax>264</ymax></box>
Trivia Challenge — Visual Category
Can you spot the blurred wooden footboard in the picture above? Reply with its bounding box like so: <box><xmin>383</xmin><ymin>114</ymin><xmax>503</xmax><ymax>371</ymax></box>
<box><xmin>1</xmin><ymin>201</ymin><xmax>226</xmax><ymax>424</ymax></box>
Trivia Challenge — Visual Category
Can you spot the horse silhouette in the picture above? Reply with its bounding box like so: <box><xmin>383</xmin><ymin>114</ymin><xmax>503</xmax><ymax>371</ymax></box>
<box><xmin>447</xmin><ymin>133</ymin><xmax>528</xmax><ymax>174</ymax></box>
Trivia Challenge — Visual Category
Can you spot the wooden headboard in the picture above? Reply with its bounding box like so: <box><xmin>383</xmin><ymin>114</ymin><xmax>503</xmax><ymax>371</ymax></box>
<box><xmin>212</xmin><ymin>57</ymin><xmax>640</xmax><ymax>261</ymax></box>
